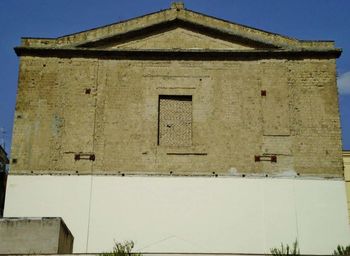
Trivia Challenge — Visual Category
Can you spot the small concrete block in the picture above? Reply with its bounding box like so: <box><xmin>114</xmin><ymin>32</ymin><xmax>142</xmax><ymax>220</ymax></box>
<box><xmin>0</xmin><ymin>217</ymin><xmax>74</xmax><ymax>254</ymax></box>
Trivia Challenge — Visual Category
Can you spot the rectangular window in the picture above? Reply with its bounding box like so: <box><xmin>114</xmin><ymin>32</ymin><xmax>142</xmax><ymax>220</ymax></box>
<box><xmin>158</xmin><ymin>95</ymin><xmax>192</xmax><ymax>146</ymax></box>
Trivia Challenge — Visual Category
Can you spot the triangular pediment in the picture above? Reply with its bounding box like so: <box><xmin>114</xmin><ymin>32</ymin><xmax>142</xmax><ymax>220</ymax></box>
<box><xmin>19</xmin><ymin>3</ymin><xmax>336</xmax><ymax>53</ymax></box>
<box><xmin>93</xmin><ymin>26</ymin><xmax>257</xmax><ymax>50</ymax></box>
<box><xmin>74</xmin><ymin>19</ymin><xmax>281</xmax><ymax>50</ymax></box>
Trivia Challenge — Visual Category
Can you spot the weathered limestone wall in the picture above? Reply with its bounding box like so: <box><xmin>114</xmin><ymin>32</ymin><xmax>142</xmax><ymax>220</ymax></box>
<box><xmin>11</xmin><ymin>56</ymin><xmax>342</xmax><ymax>176</ymax></box>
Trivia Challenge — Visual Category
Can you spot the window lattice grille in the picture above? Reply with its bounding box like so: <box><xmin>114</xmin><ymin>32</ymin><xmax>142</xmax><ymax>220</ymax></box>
<box><xmin>158</xmin><ymin>95</ymin><xmax>192</xmax><ymax>146</ymax></box>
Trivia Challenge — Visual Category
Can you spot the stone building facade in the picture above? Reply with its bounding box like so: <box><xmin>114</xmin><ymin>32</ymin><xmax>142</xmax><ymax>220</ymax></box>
<box><xmin>5</xmin><ymin>3</ymin><xmax>350</xmax><ymax>254</ymax></box>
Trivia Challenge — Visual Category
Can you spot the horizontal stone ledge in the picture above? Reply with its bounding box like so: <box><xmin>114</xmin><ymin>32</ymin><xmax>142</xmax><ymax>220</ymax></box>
<box><xmin>14</xmin><ymin>47</ymin><xmax>342</xmax><ymax>60</ymax></box>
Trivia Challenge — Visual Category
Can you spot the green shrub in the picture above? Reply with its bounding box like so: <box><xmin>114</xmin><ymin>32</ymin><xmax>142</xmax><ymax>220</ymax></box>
<box><xmin>270</xmin><ymin>240</ymin><xmax>300</xmax><ymax>256</ymax></box>
<box><xmin>100</xmin><ymin>240</ymin><xmax>141</xmax><ymax>256</ymax></box>
<box><xmin>333</xmin><ymin>245</ymin><xmax>350</xmax><ymax>256</ymax></box>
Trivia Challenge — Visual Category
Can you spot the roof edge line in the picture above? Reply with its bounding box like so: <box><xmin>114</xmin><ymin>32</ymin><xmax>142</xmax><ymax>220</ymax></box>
<box><xmin>182</xmin><ymin>9</ymin><xmax>299</xmax><ymax>42</ymax></box>
<box><xmin>57</xmin><ymin>8</ymin><xmax>174</xmax><ymax>39</ymax></box>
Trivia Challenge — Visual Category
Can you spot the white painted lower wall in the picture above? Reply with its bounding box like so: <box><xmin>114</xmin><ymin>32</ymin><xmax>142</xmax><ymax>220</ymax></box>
<box><xmin>4</xmin><ymin>175</ymin><xmax>350</xmax><ymax>254</ymax></box>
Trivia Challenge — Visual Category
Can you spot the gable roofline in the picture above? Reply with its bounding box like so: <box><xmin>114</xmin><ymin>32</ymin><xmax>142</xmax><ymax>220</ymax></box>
<box><xmin>75</xmin><ymin>19</ymin><xmax>280</xmax><ymax>49</ymax></box>
<box><xmin>19</xmin><ymin>3</ymin><xmax>337</xmax><ymax>51</ymax></box>
<box><xmin>59</xmin><ymin>9</ymin><xmax>171</xmax><ymax>40</ymax></box>
<box><xmin>53</xmin><ymin>6</ymin><xmax>294</xmax><ymax>44</ymax></box>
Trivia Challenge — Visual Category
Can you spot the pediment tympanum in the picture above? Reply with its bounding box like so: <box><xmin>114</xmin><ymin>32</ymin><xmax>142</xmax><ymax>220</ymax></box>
<box><xmin>96</xmin><ymin>27</ymin><xmax>256</xmax><ymax>50</ymax></box>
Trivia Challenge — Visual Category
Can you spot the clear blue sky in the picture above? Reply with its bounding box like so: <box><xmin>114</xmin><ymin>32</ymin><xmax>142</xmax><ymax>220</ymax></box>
<box><xmin>0</xmin><ymin>0</ymin><xmax>349</xmax><ymax>154</ymax></box>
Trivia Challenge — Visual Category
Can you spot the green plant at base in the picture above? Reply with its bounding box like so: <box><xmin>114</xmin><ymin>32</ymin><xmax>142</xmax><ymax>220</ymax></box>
<box><xmin>100</xmin><ymin>240</ymin><xmax>142</xmax><ymax>256</ymax></box>
<box><xmin>270</xmin><ymin>240</ymin><xmax>300</xmax><ymax>256</ymax></box>
<box><xmin>333</xmin><ymin>245</ymin><xmax>350</xmax><ymax>255</ymax></box>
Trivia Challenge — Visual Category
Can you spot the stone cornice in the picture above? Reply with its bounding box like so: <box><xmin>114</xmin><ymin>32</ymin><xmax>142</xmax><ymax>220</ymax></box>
<box><xmin>14</xmin><ymin>47</ymin><xmax>342</xmax><ymax>60</ymax></box>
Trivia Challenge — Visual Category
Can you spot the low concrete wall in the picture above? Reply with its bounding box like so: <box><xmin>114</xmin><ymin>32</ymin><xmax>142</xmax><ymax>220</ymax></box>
<box><xmin>4</xmin><ymin>175</ymin><xmax>350</xmax><ymax>254</ymax></box>
<box><xmin>0</xmin><ymin>217</ymin><xmax>73</xmax><ymax>254</ymax></box>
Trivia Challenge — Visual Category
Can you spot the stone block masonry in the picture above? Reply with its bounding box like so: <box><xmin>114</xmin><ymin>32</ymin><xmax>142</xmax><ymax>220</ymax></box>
<box><xmin>11</xmin><ymin>57</ymin><xmax>342</xmax><ymax>177</ymax></box>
